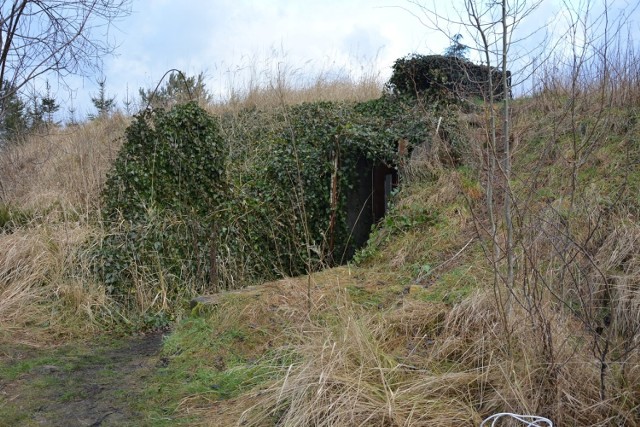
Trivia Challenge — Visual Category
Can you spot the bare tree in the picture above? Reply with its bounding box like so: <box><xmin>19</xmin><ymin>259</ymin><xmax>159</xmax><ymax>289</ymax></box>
<box><xmin>0</xmin><ymin>1</ymin><xmax>131</xmax><ymax>121</ymax></box>
<box><xmin>406</xmin><ymin>0</ymin><xmax>544</xmax><ymax>301</ymax></box>
<box><xmin>407</xmin><ymin>0</ymin><xmax>640</xmax><ymax>419</ymax></box>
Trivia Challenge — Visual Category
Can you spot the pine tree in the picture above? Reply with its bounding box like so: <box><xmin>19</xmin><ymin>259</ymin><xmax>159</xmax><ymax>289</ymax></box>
<box><xmin>67</xmin><ymin>105</ymin><xmax>79</xmax><ymax>127</ymax></box>
<box><xmin>122</xmin><ymin>84</ymin><xmax>135</xmax><ymax>115</ymax></box>
<box><xmin>90</xmin><ymin>78</ymin><xmax>116</xmax><ymax>119</ymax></box>
<box><xmin>26</xmin><ymin>90</ymin><xmax>44</xmax><ymax>131</ymax></box>
<box><xmin>444</xmin><ymin>34</ymin><xmax>469</xmax><ymax>59</ymax></box>
<box><xmin>139</xmin><ymin>71</ymin><xmax>212</xmax><ymax>110</ymax></box>
<box><xmin>41</xmin><ymin>81</ymin><xmax>60</xmax><ymax>126</ymax></box>
<box><xmin>0</xmin><ymin>82</ymin><xmax>27</xmax><ymax>141</ymax></box>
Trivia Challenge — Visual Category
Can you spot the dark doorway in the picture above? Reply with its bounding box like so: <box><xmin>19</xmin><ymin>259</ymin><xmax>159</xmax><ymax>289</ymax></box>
<box><xmin>344</xmin><ymin>158</ymin><xmax>398</xmax><ymax>259</ymax></box>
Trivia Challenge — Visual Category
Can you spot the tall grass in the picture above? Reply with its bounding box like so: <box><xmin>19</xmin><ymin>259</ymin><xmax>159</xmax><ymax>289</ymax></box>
<box><xmin>0</xmin><ymin>225</ymin><xmax>115</xmax><ymax>344</ymax></box>
<box><xmin>211</xmin><ymin>50</ymin><xmax>383</xmax><ymax>113</ymax></box>
<box><xmin>0</xmin><ymin>116</ymin><xmax>127</xmax><ymax>219</ymax></box>
<box><xmin>232</xmin><ymin>273</ymin><xmax>638</xmax><ymax>425</ymax></box>
<box><xmin>224</xmin><ymin>17</ymin><xmax>640</xmax><ymax>423</ymax></box>
<box><xmin>0</xmin><ymin>58</ymin><xmax>383</xmax><ymax>342</ymax></box>
<box><xmin>0</xmin><ymin>117</ymin><xmax>128</xmax><ymax>343</ymax></box>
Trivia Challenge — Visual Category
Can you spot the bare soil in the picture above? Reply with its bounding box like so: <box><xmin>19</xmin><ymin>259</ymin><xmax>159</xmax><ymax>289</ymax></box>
<box><xmin>0</xmin><ymin>332</ymin><xmax>165</xmax><ymax>427</ymax></box>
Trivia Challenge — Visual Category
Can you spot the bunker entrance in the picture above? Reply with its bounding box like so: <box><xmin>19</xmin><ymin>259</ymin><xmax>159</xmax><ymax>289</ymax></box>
<box><xmin>344</xmin><ymin>157</ymin><xmax>398</xmax><ymax>260</ymax></box>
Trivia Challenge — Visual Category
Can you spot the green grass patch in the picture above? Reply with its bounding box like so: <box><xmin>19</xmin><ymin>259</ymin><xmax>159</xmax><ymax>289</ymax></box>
<box><xmin>150</xmin><ymin>360</ymin><xmax>273</xmax><ymax>401</ymax></box>
<box><xmin>59</xmin><ymin>388</ymin><xmax>87</xmax><ymax>402</ymax></box>
<box><xmin>0</xmin><ymin>353</ymin><xmax>74</xmax><ymax>381</ymax></box>
<box><xmin>137</xmin><ymin>304</ymin><xmax>288</xmax><ymax>424</ymax></box>
<box><xmin>415</xmin><ymin>266</ymin><xmax>477</xmax><ymax>305</ymax></box>
<box><xmin>346</xmin><ymin>285</ymin><xmax>385</xmax><ymax>308</ymax></box>
<box><xmin>0</xmin><ymin>203</ymin><xmax>35</xmax><ymax>230</ymax></box>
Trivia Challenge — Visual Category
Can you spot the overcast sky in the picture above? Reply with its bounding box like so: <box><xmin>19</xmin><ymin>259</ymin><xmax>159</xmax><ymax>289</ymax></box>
<box><xmin>57</xmin><ymin>0</ymin><xmax>639</xmax><ymax>120</ymax></box>
<box><xmin>66</xmin><ymin>0</ymin><xmax>442</xmax><ymax>117</ymax></box>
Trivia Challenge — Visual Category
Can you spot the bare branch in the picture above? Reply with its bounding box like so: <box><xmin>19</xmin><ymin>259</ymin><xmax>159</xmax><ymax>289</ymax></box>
<box><xmin>0</xmin><ymin>0</ymin><xmax>131</xmax><ymax>120</ymax></box>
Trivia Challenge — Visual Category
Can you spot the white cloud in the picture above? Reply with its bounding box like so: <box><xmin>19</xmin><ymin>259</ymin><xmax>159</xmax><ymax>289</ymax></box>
<box><xmin>51</xmin><ymin>0</ymin><xmax>639</xmax><ymax>120</ymax></box>
<box><xmin>95</xmin><ymin>0</ymin><xmax>429</xmax><ymax>113</ymax></box>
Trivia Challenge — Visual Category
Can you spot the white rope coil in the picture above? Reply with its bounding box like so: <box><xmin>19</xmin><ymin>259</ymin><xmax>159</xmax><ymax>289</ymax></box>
<box><xmin>480</xmin><ymin>412</ymin><xmax>553</xmax><ymax>427</ymax></box>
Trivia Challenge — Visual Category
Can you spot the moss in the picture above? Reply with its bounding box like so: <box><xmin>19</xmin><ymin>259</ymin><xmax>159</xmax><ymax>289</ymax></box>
<box><xmin>346</xmin><ymin>285</ymin><xmax>385</xmax><ymax>308</ymax></box>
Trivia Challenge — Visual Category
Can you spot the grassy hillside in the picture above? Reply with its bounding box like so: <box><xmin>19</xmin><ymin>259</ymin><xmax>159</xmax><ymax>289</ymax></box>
<box><xmin>1</xmin><ymin>57</ymin><xmax>639</xmax><ymax>426</ymax></box>
<box><xmin>0</xmin><ymin>73</ymin><xmax>385</xmax><ymax>342</ymax></box>
<box><xmin>0</xmin><ymin>117</ymin><xmax>129</xmax><ymax>343</ymax></box>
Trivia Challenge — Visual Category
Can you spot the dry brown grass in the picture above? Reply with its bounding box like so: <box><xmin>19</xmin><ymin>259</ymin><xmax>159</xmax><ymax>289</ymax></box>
<box><xmin>0</xmin><ymin>117</ymin><xmax>127</xmax><ymax>343</ymax></box>
<box><xmin>0</xmin><ymin>115</ymin><xmax>127</xmax><ymax>220</ymax></box>
<box><xmin>209</xmin><ymin>56</ymin><xmax>383</xmax><ymax>114</ymax></box>
<box><xmin>188</xmin><ymin>270</ymin><xmax>639</xmax><ymax>426</ymax></box>
<box><xmin>194</xmin><ymin>271</ymin><xmax>483</xmax><ymax>427</ymax></box>
<box><xmin>600</xmin><ymin>223</ymin><xmax>640</xmax><ymax>340</ymax></box>
<box><xmin>0</xmin><ymin>224</ymin><xmax>113</xmax><ymax>345</ymax></box>
<box><xmin>227</xmin><ymin>76</ymin><xmax>382</xmax><ymax>111</ymax></box>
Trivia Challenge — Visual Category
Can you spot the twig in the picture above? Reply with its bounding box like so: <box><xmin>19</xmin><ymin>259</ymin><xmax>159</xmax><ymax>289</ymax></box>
<box><xmin>415</xmin><ymin>236</ymin><xmax>475</xmax><ymax>282</ymax></box>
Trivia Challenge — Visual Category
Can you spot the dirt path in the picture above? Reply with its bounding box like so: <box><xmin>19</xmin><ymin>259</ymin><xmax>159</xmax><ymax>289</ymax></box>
<box><xmin>0</xmin><ymin>332</ymin><xmax>165</xmax><ymax>427</ymax></box>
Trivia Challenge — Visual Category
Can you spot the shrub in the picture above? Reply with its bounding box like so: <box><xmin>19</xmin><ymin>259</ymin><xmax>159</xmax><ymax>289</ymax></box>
<box><xmin>386</xmin><ymin>54</ymin><xmax>511</xmax><ymax>101</ymax></box>
<box><xmin>219</xmin><ymin>98</ymin><xmax>434</xmax><ymax>282</ymax></box>
<box><xmin>96</xmin><ymin>102</ymin><xmax>226</xmax><ymax>297</ymax></box>
<box><xmin>94</xmin><ymin>97</ymin><xmax>439</xmax><ymax>299</ymax></box>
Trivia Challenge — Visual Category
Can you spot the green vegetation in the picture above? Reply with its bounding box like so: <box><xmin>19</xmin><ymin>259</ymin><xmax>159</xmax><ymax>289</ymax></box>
<box><xmin>386</xmin><ymin>54</ymin><xmax>509</xmax><ymax>101</ymax></box>
<box><xmin>0</xmin><ymin>204</ymin><xmax>34</xmax><ymax>231</ymax></box>
<box><xmin>219</xmin><ymin>98</ymin><xmax>427</xmax><ymax>279</ymax></box>
<box><xmin>1</xmin><ymin>20</ymin><xmax>640</xmax><ymax>425</ymax></box>
<box><xmin>95</xmin><ymin>102</ymin><xmax>226</xmax><ymax>299</ymax></box>
<box><xmin>93</xmin><ymin>94</ymin><xmax>441</xmax><ymax>304</ymax></box>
